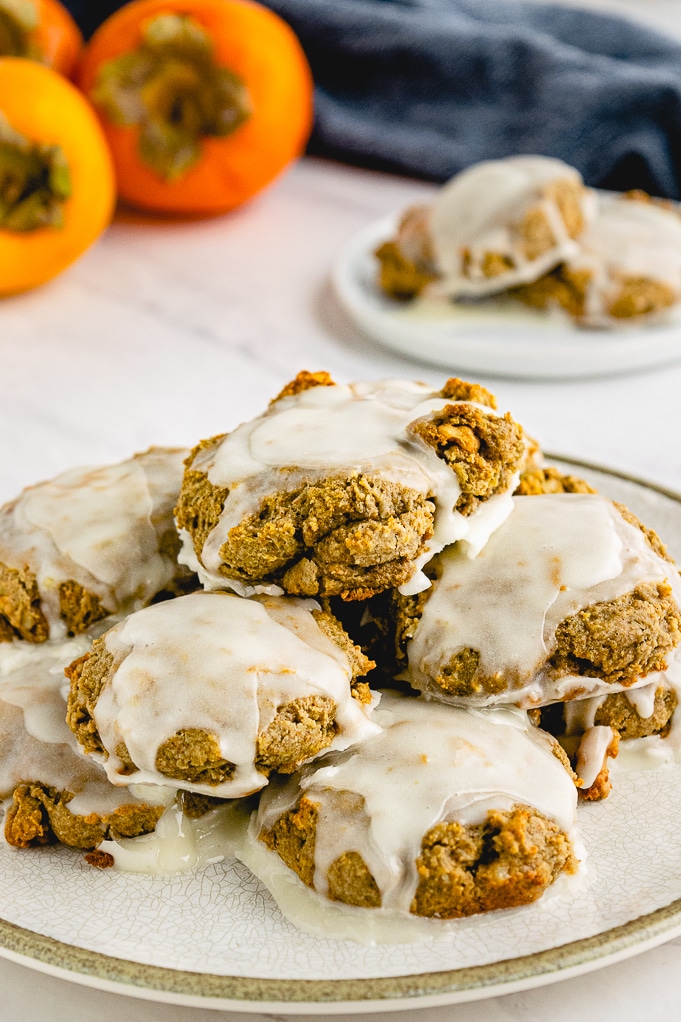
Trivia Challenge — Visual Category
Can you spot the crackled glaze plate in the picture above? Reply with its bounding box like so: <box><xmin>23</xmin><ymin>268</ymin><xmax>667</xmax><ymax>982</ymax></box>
<box><xmin>331</xmin><ymin>215</ymin><xmax>681</xmax><ymax>380</ymax></box>
<box><xmin>2</xmin><ymin>459</ymin><xmax>681</xmax><ymax>1013</ymax></box>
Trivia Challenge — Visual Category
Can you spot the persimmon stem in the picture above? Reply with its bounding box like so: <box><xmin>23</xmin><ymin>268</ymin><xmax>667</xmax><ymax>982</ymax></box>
<box><xmin>0</xmin><ymin>0</ymin><xmax>37</xmax><ymax>57</ymax></box>
<box><xmin>93</xmin><ymin>13</ymin><xmax>252</xmax><ymax>182</ymax></box>
<box><xmin>0</xmin><ymin>112</ymin><xmax>71</xmax><ymax>231</ymax></box>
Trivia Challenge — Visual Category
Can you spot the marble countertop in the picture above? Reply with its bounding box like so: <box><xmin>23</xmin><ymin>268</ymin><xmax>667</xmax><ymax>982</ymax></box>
<box><xmin>4</xmin><ymin>152</ymin><xmax>681</xmax><ymax>505</ymax></box>
<box><xmin>4</xmin><ymin>0</ymin><xmax>681</xmax><ymax>1012</ymax></box>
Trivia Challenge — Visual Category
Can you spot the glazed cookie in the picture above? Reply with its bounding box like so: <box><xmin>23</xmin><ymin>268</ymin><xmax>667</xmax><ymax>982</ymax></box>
<box><xmin>65</xmin><ymin>591</ymin><xmax>379</xmax><ymax>798</ymax></box>
<box><xmin>536</xmin><ymin>683</ymin><xmax>679</xmax><ymax>745</ymax></box>
<box><xmin>375</xmin><ymin>156</ymin><xmax>596</xmax><ymax>300</ymax></box>
<box><xmin>375</xmin><ymin>205</ymin><xmax>438</xmax><ymax>300</ymax></box>
<box><xmin>0</xmin><ymin>637</ymin><xmax>163</xmax><ymax>850</ymax></box>
<box><xmin>253</xmin><ymin>693</ymin><xmax>577</xmax><ymax>918</ymax></box>
<box><xmin>534</xmin><ymin>682</ymin><xmax>678</xmax><ymax>801</ymax></box>
<box><xmin>175</xmin><ymin>374</ymin><xmax>527</xmax><ymax>601</ymax></box>
<box><xmin>516</xmin><ymin>192</ymin><xmax>681</xmax><ymax>327</ymax></box>
<box><xmin>398</xmin><ymin>493</ymin><xmax>681</xmax><ymax>708</ymax></box>
<box><xmin>0</xmin><ymin>447</ymin><xmax>192</xmax><ymax>644</ymax></box>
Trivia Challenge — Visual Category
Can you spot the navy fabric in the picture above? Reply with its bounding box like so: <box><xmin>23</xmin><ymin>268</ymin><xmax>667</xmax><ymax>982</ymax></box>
<box><xmin>62</xmin><ymin>0</ymin><xmax>681</xmax><ymax>197</ymax></box>
<box><xmin>62</xmin><ymin>0</ymin><xmax>123</xmax><ymax>40</ymax></box>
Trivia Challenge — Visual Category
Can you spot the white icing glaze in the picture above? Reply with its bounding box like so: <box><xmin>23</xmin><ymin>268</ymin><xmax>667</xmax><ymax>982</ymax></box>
<box><xmin>407</xmin><ymin>494</ymin><xmax>680</xmax><ymax>708</ymax></box>
<box><xmin>396</xmin><ymin>205</ymin><xmax>433</xmax><ymax>270</ymax></box>
<box><xmin>0</xmin><ymin>637</ymin><xmax>153</xmax><ymax>818</ymax></box>
<box><xmin>564</xmin><ymin>195</ymin><xmax>681</xmax><ymax>327</ymax></box>
<box><xmin>0</xmin><ymin>635</ymin><xmax>92</xmax><ymax>745</ymax></box>
<box><xmin>90</xmin><ymin>591</ymin><xmax>380</xmax><ymax>797</ymax></box>
<box><xmin>626</xmin><ymin>684</ymin><xmax>660</xmax><ymax>720</ymax></box>
<box><xmin>0</xmin><ymin>448</ymin><xmax>188</xmax><ymax>640</ymax></box>
<box><xmin>0</xmin><ymin>696</ymin><xmax>102</xmax><ymax>801</ymax></box>
<box><xmin>610</xmin><ymin>737</ymin><xmax>677</xmax><ymax>773</ymax></box>
<box><xmin>255</xmin><ymin>693</ymin><xmax>577</xmax><ymax>914</ymax></box>
<box><xmin>187</xmin><ymin>380</ymin><xmax>521</xmax><ymax>594</ymax></box>
<box><xmin>427</xmin><ymin>156</ymin><xmax>596</xmax><ymax>298</ymax></box>
<box><xmin>100</xmin><ymin>799</ymin><xmax>251</xmax><ymax>874</ymax></box>
<box><xmin>574</xmin><ymin>726</ymin><xmax>616</xmax><ymax>790</ymax></box>
<box><xmin>561</xmin><ymin>695</ymin><xmax>604</xmax><ymax>735</ymax></box>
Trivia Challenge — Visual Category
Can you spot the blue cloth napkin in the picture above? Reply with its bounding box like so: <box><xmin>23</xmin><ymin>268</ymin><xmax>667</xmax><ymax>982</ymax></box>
<box><xmin>63</xmin><ymin>0</ymin><xmax>681</xmax><ymax>197</ymax></box>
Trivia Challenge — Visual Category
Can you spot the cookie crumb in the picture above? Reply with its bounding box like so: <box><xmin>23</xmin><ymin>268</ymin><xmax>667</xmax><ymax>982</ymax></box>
<box><xmin>84</xmin><ymin>850</ymin><xmax>114</xmax><ymax>868</ymax></box>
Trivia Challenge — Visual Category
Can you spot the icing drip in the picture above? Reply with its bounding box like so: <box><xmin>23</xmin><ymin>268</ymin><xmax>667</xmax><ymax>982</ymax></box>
<box><xmin>100</xmin><ymin>799</ymin><xmax>251</xmax><ymax>875</ymax></box>
<box><xmin>255</xmin><ymin>694</ymin><xmax>577</xmax><ymax>914</ymax></box>
<box><xmin>91</xmin><ymin>592</ymin><xmax>380</xmax><ymax>797</ymax></box>
<box><xmin>407</xmin><ymin>494</ymin><xmax>681</xmax><ymax>708</ymax></box>
<box><xmin>189</xmin><ymin>380</ymin><xmax>520</xmax><ymax>594</ymax></box>
<box><xmin>0</xmin><ymin>636</ymin><xmax>150</xmax><ymax>816</ymax></box>
<box><xmin>626</xmin><ymin>684</ymin><xmax>660</xmax><ymax>720</ymax></box>
<box><xmin>0</xmin><ymin>448</ymin><xmax>187</xmax><ymax>639</ymax></box>
<box><xmin>0</xmin><ymin>635</ymin><xmax>92</xmax><ymax>745</ymax></box>
<box><xmin>575</xmin><ymin>726</ymin><xmax>617</xmax><ymax>790</ymax></box>
<box><xmin>563</xmin><ymin>694</ymin><xmax>606</xmax><ymax>735</ymax></box>
<box><xmin>428</xmin><ymin>156</ymin><xmax>596</xmax><ymax>298</ymax></box>
<box><xmin>0</xmin><ymin>697</ymin><xmax>104</xmax><ymax>801</ymax></box>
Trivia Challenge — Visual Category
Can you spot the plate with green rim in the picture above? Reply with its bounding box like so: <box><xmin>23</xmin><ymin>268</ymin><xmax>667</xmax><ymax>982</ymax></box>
<box><xmin>1</xmin><ymin>457</ymin><xmax>681</xmax><ymax>1014</ymax></box>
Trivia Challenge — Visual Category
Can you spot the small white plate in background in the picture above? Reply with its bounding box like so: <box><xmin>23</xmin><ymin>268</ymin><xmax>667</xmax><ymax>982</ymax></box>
<box><xmin>331</xmin><ymin>215</ymin><xmax>681</xmax><ymax>380</ymax></box>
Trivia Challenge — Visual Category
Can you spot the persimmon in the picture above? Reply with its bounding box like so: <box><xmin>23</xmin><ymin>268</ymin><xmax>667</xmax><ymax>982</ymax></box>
<box><xmin>0</xmin><ymin>0</ymin><xmax>82</xmax><ymax>77</ymax></box>
<box><xmin>78</xmin><ymin>0</ymin><xmax>314</xmax><ymax>215</ymax></box>
<box><xmin>0</xmin><ymin>58</ymin><xmax>115</xmax><ymax>296</ymax></box>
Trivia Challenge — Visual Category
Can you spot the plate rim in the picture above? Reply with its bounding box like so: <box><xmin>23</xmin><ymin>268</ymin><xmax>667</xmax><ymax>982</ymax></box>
<box><xmin>2</xmin><ymin>454</ymin><xmax>681</xmax><ymax>1013</ymax></box>
<box><xmin>1</xmin><ymin>898</ymin><xmax>681</xmax><ymax>1013</ymax></box>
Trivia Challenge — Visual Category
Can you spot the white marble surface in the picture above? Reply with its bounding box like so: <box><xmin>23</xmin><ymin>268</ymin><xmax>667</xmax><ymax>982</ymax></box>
<box><xmin>3</xmin><ymin>0</ymin><xmax>681</xmax><ymax>1016</ymax></box>
<box><xmin>3</xmin><ymin>151</ymin><xmax>681</xmax><ymax>504</ymax></box>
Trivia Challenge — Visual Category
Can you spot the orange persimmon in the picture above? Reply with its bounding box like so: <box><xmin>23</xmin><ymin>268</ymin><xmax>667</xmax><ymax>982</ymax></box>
<box><xmin>78</xmin><ymin>0</ymin><xmax>314</xmax><ymax>215</ymax></box>
<box><xmin>0</xmin><ymin>58</ymin><xmax>115</xmax><ymax>296</ymax></box>
<box><xmin>0</xmin><ymin>0</ymin><xmax>82</xmax><ymax>77</ymax></box>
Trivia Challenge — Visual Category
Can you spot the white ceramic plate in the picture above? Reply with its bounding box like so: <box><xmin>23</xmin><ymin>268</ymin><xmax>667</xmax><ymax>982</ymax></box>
<box><xmin>331</xmin><ymin>215</ymin><xmax>681</xmax><ymax>380</ymax></box>
<box><xmin>2</xmin><ymin>457</ymin><xmax>681</xmax><ymax>1014</ymax></box>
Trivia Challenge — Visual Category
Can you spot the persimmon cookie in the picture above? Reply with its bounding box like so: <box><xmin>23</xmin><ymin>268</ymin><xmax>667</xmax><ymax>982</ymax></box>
<box><xmin>252</xmin><ymin>693</ymin><xmax>578</xmax><ymax>919</ymax></box>
<box><xmin>395</xmin><ymin>494</ymin><xmax>681</xmax><ymax>709</ymax></box>
<box><xmin>0</xmin><ymin>447</ymin><xmax>192</xmax><ymax>644</ymax></box>
<box><xmin>0</xmin><ymin>636</ymin><xmax>163</xmax><ymax>852</ymax></box>
<box><xmin>175</xmin><ymin>373</ymin><xmax>528</xmax><ymax>601</ymax></box>
<box><xmin>375</xmin><ymin>155</ymin><xmax>596</xmax><ymax>300</ymax></box>
<box><xmin>65</xmin><ymin>591</ymin><xmax>379</xmax><ymax>798</ymax></box>
<box><xmin>515</xmin><ymin>192</ymin><xmax>681</xmax><ymax>327</ymax></box>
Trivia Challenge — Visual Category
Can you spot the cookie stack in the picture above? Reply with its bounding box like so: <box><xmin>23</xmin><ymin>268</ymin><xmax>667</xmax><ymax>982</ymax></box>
<box><xmin>1</xmin><ymin>372</ymin><xmax>679</xmax><ymax>922</ymax></box>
